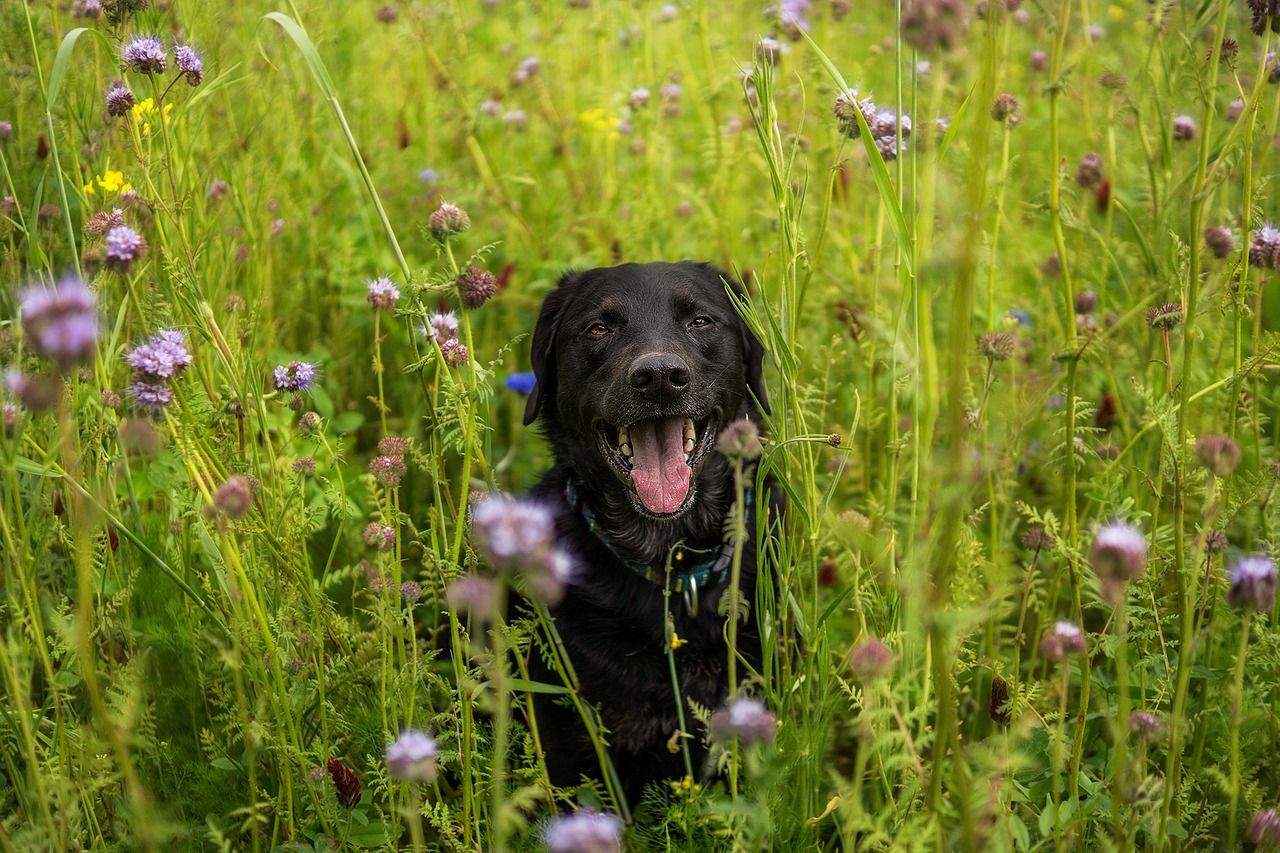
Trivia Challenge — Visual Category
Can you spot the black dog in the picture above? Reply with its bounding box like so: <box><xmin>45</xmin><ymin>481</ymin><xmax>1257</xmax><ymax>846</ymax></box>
<box><xmin>522</xmin><ymin>261</ymin><xmax>772</xmax><ymax>805</ymax></box>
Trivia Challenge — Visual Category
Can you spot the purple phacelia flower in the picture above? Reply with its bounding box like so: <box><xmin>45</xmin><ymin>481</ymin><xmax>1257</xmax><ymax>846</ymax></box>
<box><xmin>386</xmin><ymin>730</ymin><xmax>437</xmax><ymax>782</ymax></box>
<box><xmin>127</xmin><ymin>329</ymin><xmax>192</xmax><ymax>381</ymax></box>
<box><xmin>709</xmin><ymin>696</ymin><xmax>777</xmax><ymax>746</ymax></box>
<box><xmin>1250</xmin><ymin>222</ymin><xmax>1280</xmax><ymax>269</ymax></box>
<box><xmin>174</xmin><ymin>44</ymin><xmax>204</xmax><ymax>86</ymax></box>
<box><xmin>848</xmin><ymin>637</ymin><xmax>895</xmax><ymax>681</ymax></box>
<box><xmin>211</xmin><ymin>476</ymin><xmax>252</xmax><ymax>519</ymax></box>
<box><xmin>1249</xmin><ymin>809</ymin><xmax>1280</xmax><ymax>846</ymax></box>
<box><xmin>471</xmin><ymin>496</ymin><xmax>555</xmax><ymax>570</ymax></box>
<box><xmin>1090</xmin><ymin>523</ymin><xmax>1147</xmax><ymax>580</ymax></box>
<box><xmin>84</xmin><ymin>208</ymin><xmax>125</xmax><ymax>237</ymax></box>
<box><xmin>1127</xmin><ymin>710</ymin><xmax>1164</xmax><ymax>743</ymax></box>
<box><xmin>1172</xmin><ymin>114</ymin><xmax>1196</xmax><ymax>141</ymax></box>
<box><xmin>418</xmin><ymin>167</ymin><xmax>441</xmax><ymax>184</ymax></box>
<box><xmin>127</xmin><ymin>380</ymin><xmax>174</xmax><ymax>414</ymax></box>
<box><xmin>440</xmin><ymin>339</ymin><xmax>469</xmax><ymax>367</ymax></box>
<box><xmin>105</xmin><ymin>82</ymin><xmax>135</xmax><ymax>117</ymax></box>
<box><xmin>446</xmin><ymin>574</ymin><xmax>499</xmax><ymax>618</ymax></box>
<box><xmin>457</xmin><ymin>266</ymin><xmax>497</xmax><ymax>310</ymax></box>
<box><xmin>369</xmin><ymin>455</ymin><xmax>407</xmax><ymax>488</ymax></box>
<box><xmin>121</xmin><ymin>36</ymin><xmax>167</xmax><ymax>75</ymax></box>
<box><xmin>427</xmin><ymin>201</ymin><xmax>470</xmax><ymax>241</ymax></box>
<box><xmin>426</xmin><ymin>311</ymin><xmax>459</xmax><ymax>345</ymax></box>
<box><xmin>366</xmin><ymin>276</ymin><xmax>400</xmax><ymax>310</ymax></box>
<box><xmin>1039</xmin><ymin>620</ymin><xmax>1088</xmax><ymax>662</ymax></box>
<box><xmin>21</xmin><ymin>275</ymin><xmax>100</xmax><ymax>368</ymax></box>
<box><xmin>399</xmin><ymin>580</ymin><xmax>422</xmax><ymax>602</ymax></box>
<box><xmin>502</xmin><ymin>109</ymin><xmax>527</xmax><ymax>128</ymax></box>
<box><xmin>272</xmin><ymin>360</ymin><xmax>320</xmax><ymax>393</ymax></box>
<box><xmin>545</xmin><ymin>809</ymin><xmax>623</xmax><ymax>853</ymax></box>
<box><xmin>363</xmin><ymin>521</ymin><xmax>397</xmax><ymax>551</ymax></box>
<box><xmin>1227</xmin><ymin>555</ymin><xmax>1277</xmax><ymax>612</ymax></box>
<box><xmin>2</xmin><ymin>401</ymin><xmax>19</xmax><ymax>435</ymax></box>
<box><xmin>104</xmin><ymin>225</ymin><xmax>147</xmax><ymax>273</ymax></box>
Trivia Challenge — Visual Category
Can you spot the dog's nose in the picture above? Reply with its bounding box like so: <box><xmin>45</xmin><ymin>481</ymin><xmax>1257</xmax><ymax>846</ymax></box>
<box><xmin>629</xmin><ymin>354</ymin><xmax>690</xmax><ymax>401</ymax></box>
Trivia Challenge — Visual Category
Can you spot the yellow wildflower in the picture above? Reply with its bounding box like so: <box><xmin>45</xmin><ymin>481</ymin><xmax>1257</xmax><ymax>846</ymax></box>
<box><xmin>670</xmin><ymin>633</ymin><xmax>688</xmax><ymax>650</ymax></box>
<box><xmin>84</xmin><ymin>169</ymin><xmax>131</xmax><ymax>196</ymax></box>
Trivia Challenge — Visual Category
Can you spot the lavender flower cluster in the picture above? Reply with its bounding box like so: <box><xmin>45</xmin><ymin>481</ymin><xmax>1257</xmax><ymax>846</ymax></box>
<box><xmin>125</xmin><ymin>329</ymin><xmax>192</xmax><ymax>414</ymax></box>
<box><xmin>424</xmin><ymin>311</ymin><xmax>468</xmax><ymax>366</ymax></box>
<box><xmin>119</xmin><ymin>35</ymin><xmax>204</xmax><ymax>86</ymax></box>
<box><xmin>20</xmin><ymin>275</ymin><xmax>100</xmax><ymax>368</ymax></box>
<box><xmin>833</xmin><ymin>89</ymin><xmax>912</xmax><ymax>162</ymax></box>
<box><xmin>467</xmin><ymin>495</ymin><xmax>573</xmax><ymax>607</ymax></box>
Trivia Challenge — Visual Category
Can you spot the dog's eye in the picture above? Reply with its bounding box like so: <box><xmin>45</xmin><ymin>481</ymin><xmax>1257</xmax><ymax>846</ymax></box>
<box><xmin>587</xmin><ymin>323</ymin><xmax>610</xmax><ymax>336</ymax></box>
<box><xmin>689</xmin><ymin>316</ymin><xmax>713</xmax><ymax>328</ymax></box>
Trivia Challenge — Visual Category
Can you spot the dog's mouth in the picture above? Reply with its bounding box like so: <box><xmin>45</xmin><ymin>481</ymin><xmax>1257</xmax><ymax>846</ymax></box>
<box><xmin>598</xmin><ymin>413</ymin><xmax>719</xmax><ymax>516</ymax></box>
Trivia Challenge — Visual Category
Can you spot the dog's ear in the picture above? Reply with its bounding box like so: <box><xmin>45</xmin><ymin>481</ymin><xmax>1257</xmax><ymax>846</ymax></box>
<box><xmin>523</xmin><ymin>271</ymin><xmax>577</xmax><ymax>426</ymax></box>
<box><xmin>702</xmin><ymin>264</ymin><xmax>771</xmax><ymax>417</ymax></box>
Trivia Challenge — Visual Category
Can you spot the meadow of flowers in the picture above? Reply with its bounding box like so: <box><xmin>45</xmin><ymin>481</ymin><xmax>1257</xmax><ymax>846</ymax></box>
<box><xmin>2</xmin><ymin>0</ymin><xmax>1280</xmax><ymax>850</ymax></box>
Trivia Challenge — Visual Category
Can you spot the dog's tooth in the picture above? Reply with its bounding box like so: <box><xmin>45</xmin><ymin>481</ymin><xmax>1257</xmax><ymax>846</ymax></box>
<box><xmin>684</xmin><ymin>451</ymin><xmax>691</xmax><ymax>464</ymax></box>
<box><xmin>620</xmin><ymin>442</ymin><xmax>632</xmax><ymax>458</ymax></box>
<box><xmin>683</xmin><ymin>419</ymin><xmax>696</xmax><ymax>441</ymax></box>
<box><xmin>618</xmin><ymin>425</ymin><xmax>630</xmax><ymax>446</ymax></box>
<box><xmin>683</xmin><ymin>437</ymin><xmax>694</xmax><ymax>453</ymax></box>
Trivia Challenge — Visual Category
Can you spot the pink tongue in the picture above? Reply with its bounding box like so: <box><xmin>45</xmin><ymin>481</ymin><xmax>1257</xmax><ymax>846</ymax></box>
<box><xmin>629</xmin><ymin>417</ymin><xmax>691</xmax><ymax>514</ymax></box>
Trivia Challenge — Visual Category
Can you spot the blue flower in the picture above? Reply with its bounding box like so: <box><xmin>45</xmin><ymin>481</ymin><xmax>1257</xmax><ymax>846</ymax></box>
<box><xmin>504</xmin><ymin>372</ymin><xmax>536</xmax><ymax>395</ymax></box>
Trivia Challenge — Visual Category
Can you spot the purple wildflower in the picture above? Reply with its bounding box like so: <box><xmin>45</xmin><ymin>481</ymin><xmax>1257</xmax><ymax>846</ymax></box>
<box><xmin>369</xmin><ymin>455</ymin><xmax>407</xmax><ymax>488</ymax></box>
<box><xmin>363</xmin><ymin>521</ymin><xmax>397</xmax><ymax>551</ymax></box>
<box><xmin>386</xmin><ymin>730</ymin><xmax>437</xmax><ymax>782</ymax></box>
<box><xmin>848</xmin><ymin>637</ymin><xmax>895</xmax><ymax>681</ymax></box>
<box><xmin>105</xmin><ymin>82</ymin><xmax>135</xmax><ymax>117</ymax></box>
<box><xmin>174</xmin><ymin>44</ymin><xmax>204</xmax><ymax>86</ymax></box>
<box><xmin>126</xmin><ymin>329</ymin><xmax>192</xmax><ymax>381</ymax></box>
<box><xmin>446</xmin><ymin>574</ymin><xmax>500</xmax><ymax>618</ymax></box>
<box><xmin>127</xmin><ymin>381</ymin><xmax>173</xmax><ymax>414</ymax></box>
<box><xmin>457</xmin><ymin>267</ymin><xmax>497</xmax><ymax>310</ymax></box>
<box><xmin>272</xmin><ymin>360</ymin><xmax>320</xmax><ymax>393</ymax></box>
<box><xmin>709</xmin><ymin>696</ymin><xmax>777</xmax><ymax>746</ymax></box>
<box><xmin>212</xmin><ymin>476</ymin><xmax>252</xmax><ymax>519</ymax></box>
<box><xmin>20</xmin><ymin>275</ymin><xmax>100</xmax><ymax>368</ymax></box>
<box><xmin>1250</xmin><ymin>223</ymin><xmax>1280</xmax><ymax>269</ymax></box>
<box><xmin>104</xmin><ymin>225</ymin><xmax>147</xmax><ymax>273</ymax></box>
<box><xmin>366</xmin><ymin>276</ymin><xmax>400</xmax><ymax>310</ymax></box>
<box><xmin>545</xmin><ymin>809</ymin><xmax>623</xmax><ymax>853</ymax></box>
<box><xmin>399</xmin><ymin>580</ymin><xmax>422</xmax><ymax>602</ymax></box>
<box><xmin>1089</xmin><ymin>523</ymin><xmax>1148</xmax><ymax>582</ymax></box>
<box><xmin>1172</xmin><ymin>115</ymin><xmax>1196</xmax><ymax>141</ymax></box>
<box><xmin>1128</xmin><ymin>711</ymin><xmax>1164</xmax><ymax>744</ymax></box>
<box><xmin>3</xmin><ymin>400</ymin><xmax>19</xmax><ymax>435</ymax></box>
<box><xmin>0</xmin><ymin>121</ymin><xmax>10</xmax><ymax>142</ymax></box>
<box><xmin>1249</xmin><ymin>809</ymin><xmax>1280</xmax><ymax>846</ymax></box>
<box><xmin>472</xmin><ymin>496</ymin><xmax>555</xmax><ymax>569</ymax></box>
<box><xmin>378</xmin><ymin>435</ymin><xmax>411</xmax><ymax>456</ymax></box>
<box><xmin>426</xmin><ymin>311</ymin><xmax>460</xmax><ymax>345</ymax></box>
<box><xmin>121</xmin><ymin>36</ymin><xmax>167</xmax><ymax>75</ymax></box>
<box><xmin>84</xmin><ymin>208</ymin><xmax>125</xmax><ymax>237</ymax></box>
<box><xmin>427</xmin><ymin>201</ymin><xmax>470</xmax><ymax>241</ymax></box>
<box><xmin>1227</xmin><ymin>555</ymin><xmax>1277</xmax><ymax>612</ymax></box>
<box><xmin>1040</xmin><ymin>620</ymin><xmax>1088</xmax><ymax>662</ymax></box>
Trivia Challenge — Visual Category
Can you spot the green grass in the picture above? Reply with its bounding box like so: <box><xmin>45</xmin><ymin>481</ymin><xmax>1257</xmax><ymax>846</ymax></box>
<box><xmin>2</xmin><ymin>0</ymin><xmax>1280</xmax><ymax>850</ymax></box>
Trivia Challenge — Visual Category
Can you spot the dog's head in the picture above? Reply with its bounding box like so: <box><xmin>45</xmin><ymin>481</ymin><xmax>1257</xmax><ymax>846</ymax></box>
<box><xmin>525</xmin><ymin>261</ymin><xmax>768</xmax><ymax>520</ymax></box>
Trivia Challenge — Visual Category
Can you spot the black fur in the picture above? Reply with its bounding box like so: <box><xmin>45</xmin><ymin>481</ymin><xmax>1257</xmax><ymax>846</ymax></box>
<box><xmin>523</xmin><ymin>261</ymin><xmax>772</xmax><ymax>805</ymax></box>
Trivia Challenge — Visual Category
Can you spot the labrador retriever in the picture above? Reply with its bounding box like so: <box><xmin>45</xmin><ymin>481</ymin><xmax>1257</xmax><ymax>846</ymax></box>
<box><xmin>522</xmin><ymin>261</ymin><xmax>772</xmax><ymax>805</ymax></box>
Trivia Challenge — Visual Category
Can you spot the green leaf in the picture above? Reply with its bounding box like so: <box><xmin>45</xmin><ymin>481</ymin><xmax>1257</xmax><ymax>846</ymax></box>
<box><xmin>506</xmin><ymin>677</ymin><xmax>571</xmax><ymax>695</ymax></box>
<box><xmin>344</xmin><ymin>819</ymin><xmax>393</xmax><ymax>848</ymax></box>
<box><xmin>261</xmin><ymin>13</ymin><xmax>336</xmax><ymax>99</ymax></box>
<box><xmin>46</xmin><ymin>28</ymin><xmax>111</xmax><ymax>113</ymax></box>
<box><xmin>330</xmin><ymin>412</ymin><xmax>365</xmax><ymax>434</ymax></box>
<box><xmin>14</xmin><ymin>456</ymin><xmax>62</xmax><ymax>478</ymax></box>
<box><xmin>211</xmin><ymin>757</ymin><xmax>240</xmax><ymax>772</ymax></box>
<box><xmin>1037</xmin><ymin>800</ymin><xmax>1056</xmax><ymax>839</ymax></box>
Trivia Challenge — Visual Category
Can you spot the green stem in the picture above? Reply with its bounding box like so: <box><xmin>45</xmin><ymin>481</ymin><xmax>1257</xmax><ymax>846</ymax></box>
<box><xmin>1226</xmin><ymin>615</ymin><xmax>1251</xmax><ymax>850</ymax></box>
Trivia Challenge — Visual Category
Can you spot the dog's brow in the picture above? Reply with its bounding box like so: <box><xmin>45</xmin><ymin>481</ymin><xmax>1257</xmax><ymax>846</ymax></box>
<box><xmin>673</xmin><ymin>289</ymin><xmax>696</xmax><ymax>311</ymax></box>
<box><xmin>599</xmin><ymin>297</ymin><xmax>624</xmax><ymax>317</ymax></box>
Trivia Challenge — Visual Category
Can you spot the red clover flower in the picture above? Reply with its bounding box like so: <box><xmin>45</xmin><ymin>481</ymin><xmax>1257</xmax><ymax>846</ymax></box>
<box><xmin>325</xmin><ymin>759</ymin><xmax>361</xmax><ymax>809</ymax></box>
